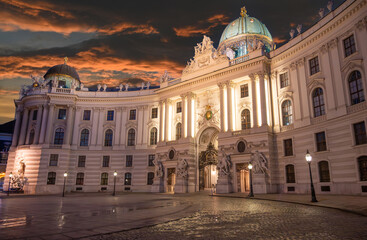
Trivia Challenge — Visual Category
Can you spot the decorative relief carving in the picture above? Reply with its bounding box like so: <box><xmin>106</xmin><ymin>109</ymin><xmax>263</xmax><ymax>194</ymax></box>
<box><xmin>290</xmin><ymin>62</ymin><xmax>297</xmax><ymax>71</ymax></box>
<box><xmin>176</xmin><ymin>158</ymin><xmax>188</xmax><ymax>179</ymax></box>
<box><xmin>319</xmin><ymin>44</ymin><xmax>328</xmax><ymax>54</ymax></box>
<box><xmin>250</xmin><ymin>151</ymin><xmax>269</xmax><ymax>174</ymax></box>
<box><xmin>327</xmin><ymin>38</ymin><xmax>338</xmax><ymax>49</ymax></box>
<box><xmin>307</xmin><ymin>78</ymin><xmax>325</xmax><ymax>91</ymax></box>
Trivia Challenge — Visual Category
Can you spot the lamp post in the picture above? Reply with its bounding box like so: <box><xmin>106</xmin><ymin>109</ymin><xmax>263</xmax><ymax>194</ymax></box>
<box><xmin>7</xmin><ymin>172</ymin><xmax>13</xmax><ymax>196</ymax></box>
<box><xmin>248</xmin><ymin>163</ymin><xmax>254</xmax><ymax>197</ymax></box>
<box><xmin>305</xmin><ymin>150</ymin><xmax>318</xmax><ymax>202</ymax></box>
<box><xmin>62</xmin><ymin>172</ymin><xmax>67</xmax><ymax>197</ymax></box>
<box><xmin>113</xmin><ymin>171</ymin><xmax>117</xmax><ymax>196</ymax></box>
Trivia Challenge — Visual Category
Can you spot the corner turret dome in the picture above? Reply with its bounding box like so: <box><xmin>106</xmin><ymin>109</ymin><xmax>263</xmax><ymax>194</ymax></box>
<box><xmin>44</xmin><ymin>57</ymin><xmax>80</xmax><ymax>89</ymax></box>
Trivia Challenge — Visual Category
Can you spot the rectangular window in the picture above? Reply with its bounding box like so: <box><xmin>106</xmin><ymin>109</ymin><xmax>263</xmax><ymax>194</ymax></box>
<box><xmin>47</xmin><ymin>172</ymin><xmax>56</xmax><ymax>185</ymax></box>
<box><xmin>102</xmin><ymin>156</ymin><xmax>110</xmax><ymax>167</ymax></box>
<box><xmin>176</xmin><ymin>102</ymin><xmax>182</xmax><ymax>113</ymax></box>
<box><xmin>58</xmin><ymin>109</ymin><xmax>67</xmax><ymax>120</ymax></box>
<box><xmin>147</xmin><ymin>172</ymin><xmax>154</xmax><ymax>185</ymax></box>
<box><xmin>344</xmin><ymin>35</ymin><xmax>356</xmax><ymax>57</ymax></box>
<box><xmin>240</xmin><ymin>84</ymin><xmax>249</xmax><ymax>98</ymax></box>
<box><xmin>309</xmin><ymin>57</ymin><xmax>320</xmax><ymax>75</ymax></box>
<box><xmin>32</xmin><ymin>110</ymin><xmax>38</xmax><ymax>120</ymax></box>
<box><xmin>151</xmin><ymin>108</ymin><xmax>158</xmax><ymax>118</ymax></box>
<box><xmin>148</xmin><ymin>154</ymin><xmax>155</xmax><ymax>166</ymax></box>
<box><xmin>126</xmin><ymin>155</ymin><xmax>133</xmax><ymax>167</ymax></box>
<box><xmin>284</xmin><ymin>139</ymin><xmax>293</xmax><ymax>156</ymax></box>
<box><xmin>354</xmin><ymin>122</ymin><xmax>367</xmax><ymax>145</ymax></box>
<box><xmin>107</xmin><ymin>110</ymin><xmax>114</xmax><ymax>121</ymax></box>
<box><xmin>83</xmin><ymin>110</ymin><xmax>91</xmax><ymax>120</ymax></box>
<box><xmin>49</xmin><ymin>154</ymin><xmax>58</xmax><ymax>166</ymax></box>
<box><xmin>78</xmin><ymin>156</ymin><xmax>86</xmax><ymax>167</ymax></box>
<box><xmin>129</xmin><ymin>109</ymin><xmax>136</xmax><ymax>120</ymax></box>
<box><xmin>315</xmin><ymin>132</ymin><xmax>327</xmax><ymax>152</ymax></box>
<box><xmin>76</xmin><ymin>173</ymin><xmax>84</xmax><ymax>185</ymax></box>
<box><xmin>280</xmin><ymin>73</ymin><xmax>289</xmax><ymax>88</ymax></box>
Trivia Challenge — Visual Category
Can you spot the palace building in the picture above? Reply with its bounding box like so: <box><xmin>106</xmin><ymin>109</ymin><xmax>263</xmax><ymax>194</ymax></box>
<box><xmin>4</xmin><ymin>0</ymin><xmax>367</xmax><ymax>195</ymax></box>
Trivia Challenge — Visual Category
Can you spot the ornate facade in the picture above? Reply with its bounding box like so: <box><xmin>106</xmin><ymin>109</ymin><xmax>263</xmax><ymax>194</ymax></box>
<box><xmin>5</xmin><ymin>0</ymin><xmax>367</xmax><ymax>195</ymax></box>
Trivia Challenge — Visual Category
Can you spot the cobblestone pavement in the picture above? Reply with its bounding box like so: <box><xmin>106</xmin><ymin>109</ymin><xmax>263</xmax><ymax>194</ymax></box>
<box><xmin>1</xmin><ymin>192</ymin><xmax>367</xmax><ymax>239</ymax></box>
<box><xmin>89</xmin><ymin>194</ymin><xmax>367</xmax><ymax>240</ymax></box>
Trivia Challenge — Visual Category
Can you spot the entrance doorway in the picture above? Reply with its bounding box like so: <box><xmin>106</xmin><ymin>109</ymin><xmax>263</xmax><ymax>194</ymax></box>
<box><xmin>167</xmin><ymin>168</ymin><xmax>176</xmax><ymax>193</ymax></box>
<box><xmin>236</xmin><ymin>163</ymin><xmax>250</xmax><ymax>192</ymax></box>
<box><xmin>198</xmin><ymin>127</ymin><xmax>219</xmax><ymax>190</ymax></box>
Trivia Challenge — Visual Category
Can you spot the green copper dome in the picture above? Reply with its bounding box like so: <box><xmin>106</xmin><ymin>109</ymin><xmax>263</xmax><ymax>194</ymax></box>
<box><xmin>219</xmin><ymin>16</ymin><xmax>272</xmax><ymax>44</ymax></box>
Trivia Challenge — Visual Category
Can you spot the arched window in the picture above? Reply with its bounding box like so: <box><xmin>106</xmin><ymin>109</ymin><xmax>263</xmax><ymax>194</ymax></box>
<box><xmin>54</xmin><ymin>128</ymin><xmax>64</xmax><ymax>145</ymax></box>
<box><xmin>150</xmin><ymin>127</ymin><xmax>158</xmax><ymax>145</ymax></box>
<box><xmin>147</xmin><ymin>172</ymin><xmax>154</xmax><ymax>185</ymax></box>
<box><xmin>349</xmin><ymin>71</ymin><xmax>365</xmax><ymax>105</ymax></box>
<box><xmin>47</xmin><ymin>172</ymin><xmax>56</xmax><ymax>185</ymax></box>
<box><xmin>76</xmin><ymin>172</ymin><xmax>84</xmax><ymax>185</ymax></box>
<box><xmin>358</xmin><ymin>156</ymin><xmax>367</xmax><ymax>181</ymax></box>
<box><xmin>101</xmin><ymin>172</ymin><xmax>108</xmax><ymax>185</ymax></box>
<box><xmin>127</xmin><ymin>129</ymin><xmax>135</xmax><ymax>146</ymax></box>
<box><xmin>80</xmin><ymin>129</ymin><xmax>89</xmax><ymax>146</ymax></box>
<box><xmin>176</xmin><ymin>123</ymin><xmax>182</xmax><ymax>140</ymax></box>
<box><xmin>282</xmin><ymin>100</ymin><xmax>293</xmax><ymax>126</ymax></box>
<box><xmin>125</xmin><ymin>172</ymin><xmax>132</xmax><ymax>185</ymax></box>
<box><xmin>241</xmin><ymin>109</ymin><xmax>251</xmax><ymax>130</ymax></box>
<box><xmin>285</xmin><ymin>164</ymin><xmax>295</xmax><ymax>183</ymax></box>
<box><xmin>104</xmin><ymin>129</ymin><xmax>113</xmax><ymax>146</ymax></box>
<box><xmin>29</xmin><ymin>129</ymin><xmax>35</xmax><ymax>145</ymax></box>
<box><xmin>318</xmin><ymin>161</ymin><xmax>330</xmax><ymax>182</ymax></box>
<box><xmin>312</xmin><ymin>88</ymin><xmax>325</xmax><ymax>117</ymax></box>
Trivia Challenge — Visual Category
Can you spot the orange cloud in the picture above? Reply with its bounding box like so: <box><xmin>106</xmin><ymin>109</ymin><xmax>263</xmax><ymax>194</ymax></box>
<box><xmin>0</xmin><ymin>0</ymin><xmax>158</xmax><ymax>36</ymax></box>
<box><xmin>273</xmin><ymin>37</ymin><xmax>287</xmax><ymax>44</ymax></box>
<box><xmin>174</xmin><ymin>14</ymin><xmax>229</xmax><ymax>37</ymax></box>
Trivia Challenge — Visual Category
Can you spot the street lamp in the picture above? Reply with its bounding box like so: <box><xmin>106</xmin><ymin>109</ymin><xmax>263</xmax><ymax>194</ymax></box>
<box><xmin>62</xmin><ymin>172</ymin><xmax>68</xmax><ymax>197</ymax></box>
<box><xmin>305</xmin><ymin>150</ymin><xmax>318</xmax><ymax>202</ymax></box>
<box><xmin>248</xmin><ymin>163</ymin><xmax>254</xmax><ymax>197</ymax></box>
<box><xmin>7</xmin><ymin>172</ymin><xmax>13</xmax><ymax>196</ymax></box>
<box><xmin>113</xmin><ymin>171</ymin><xmax>117</xmax><ymax>196</ymax></box>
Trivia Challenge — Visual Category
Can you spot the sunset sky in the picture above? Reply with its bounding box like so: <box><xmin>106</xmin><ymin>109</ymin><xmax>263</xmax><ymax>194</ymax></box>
<box><xmin>0</xmin><ymin>0</ymin><xmax>344</xmax><ymax>124</ymax></box>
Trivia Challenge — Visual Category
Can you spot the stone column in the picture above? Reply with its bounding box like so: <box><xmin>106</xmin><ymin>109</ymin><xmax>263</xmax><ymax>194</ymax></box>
<box><xmin>120</xmin><ymin>108</ymin><xmax>127</xmax><ymax>146</ymax></box>
<box><xmin>159</xmin><ymin>101</ymin><xmax>164</xmax><ymax>142</ymax></box>
<box><xmin>96</xmin><ymin>108</ymin><xmax>105</xmax><ymax>147</ymax></box>
<box><xmin>187</xmin><ymin>93</ymin><xmax>196</xmax><ymax>138</ymax></box>
<box><xmin>226</xmin><ymin>81</ymin><xmax>234</xmax><ymax>131</ymax></box>
<box><xmin>18</xmin><ymin>108</ymin><xmax>29</xmax><ymax>146</ymax></box>
<box><xmin>217</xmin><ymin>83</ymin><xmax>226</xmax><ymax>132</ymax></box>
<box><xmin>137</xmin><ymin>106</ymin><xmax>144</xmax><ymax>145</ymax></box>
<box><xmin>64</xmin><ymin>105</ymin><xmax>75</xmax><ymax>146</ymax></box>
<box><xmin>164</xmin><ymin>99</ymin><xmax>171</xmax><ymax>141</ymax></box>
<box><xmin>38</xmin><ymin>104</ymin><xmax>49</xmax><ymax>144</ymax></box>
<box><xmin>258</xmin><ymin>72</ymin><xmax>268</xmax><ymax>126</ymax></box>
<box><xmin>250</xmin><ymin>74</ymin><xmax>258</xmax><ymax>128</ymax></box>
<box><xmin>90</xmin><ymin>107</ymin><xmax>99</xmax><ymax>146</ymax></box>
<box><xmin>114</xmin><ymin>108</ymin><xmax>122</xmax><ymax>146</ymax></box>
<box><xmin>33</xmin><ymin>105</ymin><xmax>43</xmax><ymax>144</ymax></box>
<box><xmin>142</xmin><ymin>106</ymin><xmax>149</xmax><ymax>145</ymax></box>
<box><xmin>44</xmin><ymin>103</ymin><xmax>55</xmax><ymax>144</ymax></box>
<box><xmin>180</xmin><ymin>94</ymin><xmax>187</xmax><ymax>138</ymax></box>
<box><xmin>11</xmin><ymin>108</ymin><xmax>22</xmax><ymax>147</ymax></box>
<box><xmin>71</xmin><ymin>107</ymin><xmax>82</xmax><ymax>146</ymax></box>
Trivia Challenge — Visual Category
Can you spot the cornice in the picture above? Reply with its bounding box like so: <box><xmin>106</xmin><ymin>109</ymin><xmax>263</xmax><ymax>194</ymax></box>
<box><xmin>272</xmin><ymin>0</ymin><xmax>367</xmax><ymax>64</ymax></box>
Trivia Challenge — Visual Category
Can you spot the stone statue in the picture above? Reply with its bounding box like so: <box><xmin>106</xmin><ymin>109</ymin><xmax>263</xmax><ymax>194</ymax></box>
<box><xmin>141</xmin><ymin>82</ymin><xmax>145</xmax><ymax>90</ymax></box>
<box><xmin>289</xmin><ymin>29</ymin><xmax>295</xmax><ymax>39</ymax></box>
<box><xmin>297</xmin><ymin>24</ymin><xmax>302</xmax><ymax>35</ymax></box>
<box><xmin>97</xmin><ymin>84</ymin><xmax>101</xmax><ymax>91</ymax></box>
<box><xmin>225</xmin><ymin>48</ymin><xmax>235</xmax><ymax>60</ymax></box>
<box><xmin>146</xmin><ymin>81</ymin><xmax>151</xmax><ymax>89</ymax></box>
<box><xmin>119</xmin><ymin>84</ymin><xmax>123</xmax><ymax>91</ymax></box>
<box><xmin>327</xmin><ymin>1</ymin><xmax>333</xmax><ymax>12</ymax></box>
<box><xmin>125</xmin><ymin>83</ymin><xmax>129</xmax><ymax>91</ymax></box>
<box><xmin>103</xmin><ymin>84</ymin><xmax>107</xmax><ymax>91</ymax></box>
<box><xmin>217</xmin><ymin>152</ymin><xmax>231</xmax><ymax>177</ymax></box>
<box><xmin>177</xmin><ymin>158</ymin><xmax>188</xmax><ymax>179</ymax></box>
<box><xmin>153</xmin><ymin>158</ymin><xmax>164</xmax><ymax>178</ymax></box>
<box><xmin>319</xmin><ymin>8</ymin><xmax>325</xmax><ymax>18</ymax></box>
<box><xmin>250</xmin><ymin>150</ymin><xmax>269</xmax><ymax>174</ymax></box>
<box><xmin>160</xmin><ymin>70</ymin><xmax>170</xmax><ymax>83</ymax></box>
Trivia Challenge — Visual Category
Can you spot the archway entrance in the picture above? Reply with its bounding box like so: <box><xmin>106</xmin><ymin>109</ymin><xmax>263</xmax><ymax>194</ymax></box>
<box><xmin>236</xmin><ymin>163</ymin><xmax>250</xmax><ymax>192</ymax></box>
<box><xmin>198</xmin><ymin>127</ymin><xmax>219</xmax><ymax>190</ymax></box>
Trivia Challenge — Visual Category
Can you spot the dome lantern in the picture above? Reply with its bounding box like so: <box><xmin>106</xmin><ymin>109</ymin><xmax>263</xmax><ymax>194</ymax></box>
<box><xmin>44</xmin><ymin>57</ymin><xmax>81</xmax><ymax>89</ymax></box>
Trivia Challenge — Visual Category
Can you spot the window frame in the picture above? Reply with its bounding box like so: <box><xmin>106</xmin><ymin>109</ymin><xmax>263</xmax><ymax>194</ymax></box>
<box><xmin>104</xmin><ymin>129</ymin><xmax>113</xmax><ymax>147</ymax></box>
<box><xmin>283</xmin><ymin>138</ymin><xmax>293</xmax><ymax>157</ymax></box>
<box><xmin>78</xmin><ymin>155</ymin><xmax>86</xmax><ymax>167</ymax></box>
<box><xmin>47</xmin><ymin>172</ymin><xmax>56</xmax><ymax>185</ymax></box>
<box><xmin>32</xmin><ymin>110</ymin><xmax>38</xmax><ymax>121</ymax></box>
<box><xmin>101</xmin><ymin>172</ymin><xmax>108</xmax><ymax>185</ymax></box>
<box><xmin>127</xmin><ymin>128</ymin><xmax>136</xmax><ymax>146</ymax></box>
<box><xmin>312</xmin><ymin>88</ymin><xmax>325</xmax><ymax>117</ymax></box>
<box><xmin>176</xmin><ymin>102</ymin><xmax>182</xmax><ymax>113</ymax></box>
<box><xmin>348</xmin><ymin>70</ymin><xmax>365</xmax><ymax>105</ymax></box>
<box><xmin>107</xmin><ymin>110</ymin><xmax>114</xmax><ymax>121</ymax></box>
<box><xmin>315</xmin><ymin>131</ymin><xmax>327</xmax><ymax>152</ymax></box>
<box><xmin>148</xmin><ymin>154</ymin><xmax>155</xmax><ymax>166</ymax></box>
<box><xmin>129</xmin><ymin>109</ymin><xmax>136</xmax><ymax>120</ymax></box>
<box><xmin>54</xmin><ymin>128</ymin><xmax>64</xmax><ymax>145</ymax></box>
<box><xmin>285</xmin><ymin>164</ymin><xmax>296</xmax><ymax>183</ymax></box>
<box><xmin>318</xmin><ymin>161</ymin><xmax>331</xmax><ymax>182</ymax></box>
<box><xmin>125</xmin><ymin>172</ymin><xmax>132</xmax><ymax>185</ymax></box>
<box><xmin>240</xmin><ymin>84</ymin><xmax>249</xmax><ymax>98</ymax></box>
<box><xmin>49</xmin><ymin>154</ymin><xmax>58</xmax><ymax>166</ymax></box>
<box><xmin>279</xmin><ymin>72</ymin><xmax>289</xmax><ymax>89</ymax></box>
<box><xmin>102</xmin><ymin>156</ymin><xmax>110</xmax><ymax>168</ymax></box>
<box><xmin>150</xmin><ymin>127</ymin><xmax>158</xmax><ymax>145</ymax></box>
<box><xmin>241</xmin><ymin>109</ymin><xmax>251</xmax><ymax>130</ymax></box>
<box><xmin>353</xmin><ymin>121</ymin><xmax>367</xmax><ymax>145</ymax></box>
<box><xmin>343</xmin><ymin>34</ymin><xmax>356</xmax><ymax>58</ymax></box>
<box><xmin>126</xmin><ymin>155</ymin><xmax>133</xmax><ymax>167</ymax></box>
<box><xmin>309</xmin><ymin>56</ymin><xmax>320</xmax><ymax>76</ymax></box>
<box><xmin>281</xmin><ymin>100</ymin><xmax>293</xmax><ymax>126</ymax></box>
<box><xmin>83</xmin><ymin>110</ymin><xmax>91</xmax><ymax>121</ymax></box>
<box><xmin>76</xmin><ymin>172</ymin><xmax>84</xmax><ymax>185</ymax></box>
<box><xmin>147</xmin><ymin>172</ymin><xmax>154</xmax><ymax>185</ymax></box>
<box><xmin>358</xmin><ymin>156</ymin><xmax>367</xmax><ymax>181</ymax></box>
<box><xmin>151</xmin><ymin>107</ymin><xmax>158</xmax><ymax>119</ymax></box>
<box><xmin>58</xmin><ymin>109</ymin><xmax>67</xmax><ymax>120</ymax></box>
<box><xmin>176</xmin><ymin>123</ymin><xmax>182</xmax><ymax>140</ymax></box>
<box><xmin>80</xmin><ymin>129</ymin><xmax>90</xmax><ymax>146</ymax></box>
